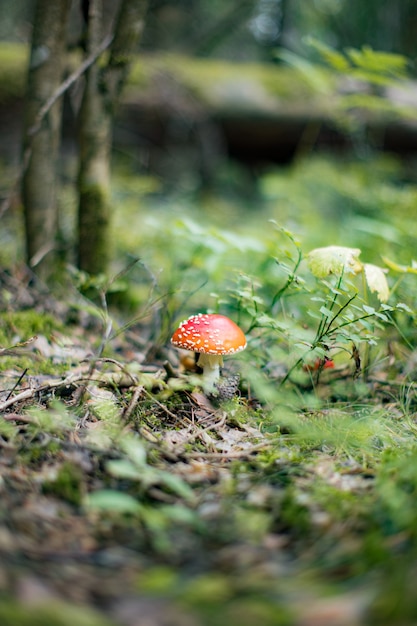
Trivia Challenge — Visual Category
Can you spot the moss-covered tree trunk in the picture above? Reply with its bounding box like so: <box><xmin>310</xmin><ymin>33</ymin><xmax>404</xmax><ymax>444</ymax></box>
<box><xmin>77</xmin><ymin>0</ymin><xmax>111</xmax><ymax>275</ymax></box>
<box><xmin>22</xmin><ymin>0</ymin><xmax>71</xmax><ymax>280</ymax></box>
<box><xmin>77</xmin><ymin>0</ymin><xmax>148</xmax><ymax>275</ymax></box>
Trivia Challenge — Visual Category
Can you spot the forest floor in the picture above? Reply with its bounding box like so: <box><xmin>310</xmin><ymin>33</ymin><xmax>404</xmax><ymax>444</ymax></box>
<box><xmin>0</xmin><ymin>266</ymin><xmax>417</xmax><ymax>626</ymax></box>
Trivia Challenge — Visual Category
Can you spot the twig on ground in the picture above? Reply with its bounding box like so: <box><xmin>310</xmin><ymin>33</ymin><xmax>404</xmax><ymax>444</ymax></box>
<box><xmin>0</xmin><ymin>373</ymin><xmax>82</xmax><ymax>413</ymax></box>
<box><xmin>184</xmin><ymin>442</ymin><xmax>270</xmax><ymax>460</ymax></box>
<box><xmin>122</xmin><ymin>385</ymin><xmax>144</xmax><ymax>421</ymax></box>
<box><xmin>4</xmin><ymin>368</ymin><xmax>29</xmax><ymax>402</ymax></box>
<box><xmin>168</xmin><ymin>414</ymin><xmax>230</xmax><ymax>457</ymax></box>
<box><xmin>143</xmin><ymin>388</ymin><xmax>185</xmax><ymax>423</ymax></box>
<box><xmin>2</xmin><ymin>413</ymin><xmax>36</xmax><ymax>423</ymax></box>
<box><xmin>163</xmin><ymin>360</ymin><xmax>177</xmax><ymax>379</ymax></box>
<box><xmin>0</xmin><ymin>337</ymin><xmax>38</xmax><ymax>356</ymax></box>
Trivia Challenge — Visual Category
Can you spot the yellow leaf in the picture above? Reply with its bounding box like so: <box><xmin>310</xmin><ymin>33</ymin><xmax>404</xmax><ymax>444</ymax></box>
<box><xmin>364</xmin><ymin>263</ymin><xmax>389</xmax><ymax>302</ymax></box>
<box><xmin>306</xmin><ymin>246</ymin><xmax>362</xmax><ymax>278</ymax></box>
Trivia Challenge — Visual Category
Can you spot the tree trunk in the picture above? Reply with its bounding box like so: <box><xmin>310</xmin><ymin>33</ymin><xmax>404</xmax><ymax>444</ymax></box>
<box><xmin>77</xmin><ymin>0</ymin><xmax>111</xmax><ymax>276</ymax></box>
<box><xmin>77</xmin><ymin>0</ymin><xmax>148</xmax><ymax>275</ymax></box>
<box><xmin>22</xmin><ymin>0</ymin><xmax>71</xmax><ymax>280</ymax></box>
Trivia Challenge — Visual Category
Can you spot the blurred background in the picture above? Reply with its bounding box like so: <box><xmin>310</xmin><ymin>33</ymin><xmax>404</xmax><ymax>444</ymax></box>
<box><xmin>1</xmin><ymin>0</ymin><xmax>417</xmax><ymax>316</ymax></box>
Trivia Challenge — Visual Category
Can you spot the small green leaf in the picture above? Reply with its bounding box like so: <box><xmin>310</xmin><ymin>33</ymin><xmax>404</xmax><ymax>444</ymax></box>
<box><xmin>106</xmin><ymin>459</ymin><xmax>141</xmax><ymax>480</ymax></box>
<box><xmin>85</xmin><ymin>490</ymin><xmax>142</xmax><ymax>514</ymax></box>
<box><xmin>306</xmin><ymin>310</ymin><xmax>322</xmax><ymax>321</ymax></box>
<box><xmin>121</xmin><ymin>436</ymin><xmax>147</xmax><ymax>468</ymax></box>
<box><xmin>159</xmin><ymin>504</ymin><xmax>200</xmax><ymax>525</ymax></box>
<box><xmin>346</xmin><ymin>46</ymin><xmax>408</xmax><ymax>78</ymax></box>
<box><xmin>158</xmin><ymin>471</ymin><xmax>195</xmax><ymax>502</ymax></box>
<box><xmin>306</xmin><ymin>37</ymin><xmax>351</xmax><ymax>71</ymax></box>
<box><xmin>396</xmin><ymin>302</ymin><xmax>414</xmax><ymax>314</ymax></box>
<box><xmin>319</xmin><ymin>306</ymin><xmax>334</xmax><ymax>319</ymax></box>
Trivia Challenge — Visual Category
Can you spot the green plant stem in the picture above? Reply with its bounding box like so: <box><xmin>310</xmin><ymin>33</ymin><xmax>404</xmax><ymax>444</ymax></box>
<box><xmin>279</xmin><ymin>354</ymin><xmax>306</xmax><ymax>387</ymax></box>
<box><xmin>322</xmin><ymin>293</ymin><xmax>358</xmax><ymax>338</ymax></box>
<box><xmin>271</xmin><ymin>247</ymin><xmax>303</xmax><ymax>308</ymax></box>
<box><xmin>313</xmin><ymin>272</ymin><xmax>345</xmax><ymax>344</ymax></box>
<box><xmin>331</xmin><ymin>311</ymin><xmax>378</xmax><ymax>333</ymax></box>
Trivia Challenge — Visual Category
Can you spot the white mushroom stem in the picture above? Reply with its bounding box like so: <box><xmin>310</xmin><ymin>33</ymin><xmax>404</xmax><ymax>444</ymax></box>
<box><xmin>196</xmin><ymin>353</ymin><xmax>224</xmax><ymax>394</ymax></box>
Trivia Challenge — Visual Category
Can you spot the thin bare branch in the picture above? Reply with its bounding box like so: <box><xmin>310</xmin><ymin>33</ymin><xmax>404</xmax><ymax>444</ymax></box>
<box><xmin>0</xmin><ymin>373</ymin><xmax>81</xmax><ymax>413</ymax></box>
<box><xmin>185</xmin><ymin>442</ymin><xmax>271</xmax><ymax>460</ymax></box>
<box><xmin>29</xmin><ymin>33</ymin><xmax>114</xmax><ymax>138</ymax></box>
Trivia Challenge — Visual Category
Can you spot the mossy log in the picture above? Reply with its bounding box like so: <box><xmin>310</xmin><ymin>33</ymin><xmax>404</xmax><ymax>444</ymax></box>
<box><xmin>2</xmin><ymin>44</ymin><xmax>417</xmax><ymax>173</ymax></box>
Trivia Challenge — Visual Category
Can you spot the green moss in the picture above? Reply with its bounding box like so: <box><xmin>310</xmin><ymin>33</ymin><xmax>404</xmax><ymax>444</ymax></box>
<box><xmin>220</xmin><ymin>598</ymin><xmax>293</xmax><ymax>626</ymax></box>
<box><xmin>42</xmin><ymin>461</ymin><xmax>84</xmax><ymax>506</ymax></box>
<box><xmin>0</xmin><ymin>42</ymin><xmax>327</xmax><ymax>114</ymax></box>
<box><xmin>0</xmin><ymin>309</ymin><xmax>66</xmax><ymax>375</ymax></box>
<box><xmin>279</xmin><ymin>486</ymin><xmax>311</xmax><ymax>536</ymax></box>
<box><xmin>0</xmin><ymin>42</ymin><xmax>28</xmax><ymax>102</ymax></box>
<box><xmin>0</xmin><ymin>355</ymin><xmax>68</xmax><ymax>376</ymax></box>
<box><xmin>0</xmin><ymin>309</ymin><xmax>63</xmax><ymax>343</ymax></box>
<box><xmin>18</xmin><ymin>439</ymin><xmax>61</xmax><ymax>466</ymax></box>
<box><xmin>127</xmin><ymin>53</ymin><xmax>332</xmax><ymax>115</ymax></box>
<box><xmin>181</xmin><ymin>572</ymin><xmax>234</xmax><ymax>606</ymax></box>
<box><xmin>137</xmin><ymin>565</ymin><xmax>179</xmax><ymax>594</ymax></box>
<box><xmin>179</xmin><ymin>572</ymin><xmax>294</xmax><ymax>626</ymax></box>
<box><xmin>78</xmin><ymin>184</ymin><xmax>111</xmax><ymax>275</ymax></box>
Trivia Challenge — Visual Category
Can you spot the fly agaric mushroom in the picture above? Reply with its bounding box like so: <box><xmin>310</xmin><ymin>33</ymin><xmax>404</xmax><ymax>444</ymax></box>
<box><xmin>171</xmin><ymin>313</ymin><xmax>247</xmax><ymax>394</ymax></box>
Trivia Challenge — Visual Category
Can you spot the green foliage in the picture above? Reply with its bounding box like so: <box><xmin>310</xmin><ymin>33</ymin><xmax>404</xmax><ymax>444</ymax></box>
<box><xmin>229</xmin><ymin>230</ymin><xmax>399</xmax><ymax>389</ymax></box>
<box><xmin>0</xmin><ymin>600</ymin><xmax>115</xmax><ymax>626</ymax></box>
<box><xmin>106</xmin><ymin>435</ymin><xmax>195</xmax><ymax>501</ymax></box>
<box><xmin>280</xmin><ymin>40</ymin><xmax>414</xmax><ymax>143</ymax></box>
<box><xmin>26</xmin><ymin>400</ymin><xmax>77</xmax><ymax>434</ymax></box>
<box><xmin>42</xmin><ymin>461</ymin><xmax>84</xmax><ymax>506</ymax></box>
<box><xmin>308</xmin><ymin>38</ymin><xmax>409</xmax><ymax>83</ymax></box>
<box><xmin>0</xmin><ymin>309</ymin><xmax>67</xmax><ymax>374</ymax></box>
<box><xmin>375</xmin><ymin>448</ymin><xmax>417</xmax><ymax>534</ymax></box>
<box><xmin>127</xmin><ymin>53</ymin><xmax>323</xmax><ymax>109</ymax></box>
<box><xmin>79</xmin><ymin>142</ymin><xmax>417</xmax><ymax>624</ymax></box>
<box><xmin>0</xmin><ymin>310</ymin><xmax>62</xmax><ymax>343</ymax></box>
<box><xmin>3</xmin><ymin>2</ymin><xmax>417</xmax><ymax>620</ymax></box>
<box><xmin>110</xmin><ymin>151</ymin><xmax>417</xmax><ymax>399</ymax></box>
<box><xmin>4</xmin><ymin>42</ymin><xmax>417</xmax><ymax>621</ymax></box>
<box><xmin>85</xmin><ymin>489</ymin><xmax>142</xmax><ymax>514</ymax></box>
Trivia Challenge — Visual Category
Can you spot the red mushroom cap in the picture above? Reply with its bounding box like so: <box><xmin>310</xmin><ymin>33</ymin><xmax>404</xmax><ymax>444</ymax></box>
<box><xmin>171</xmin><ymin>313</ymin><xmax>247</xmax><ymax>355</ymax></box>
